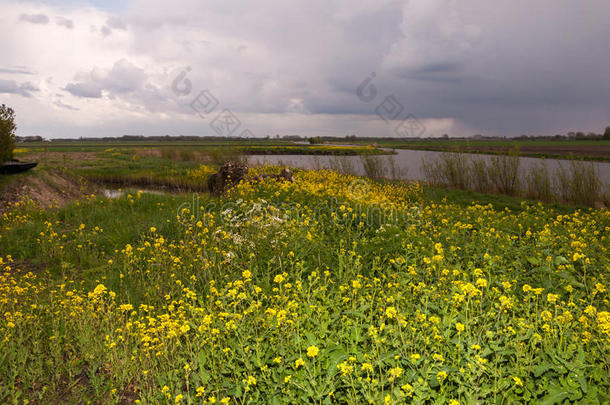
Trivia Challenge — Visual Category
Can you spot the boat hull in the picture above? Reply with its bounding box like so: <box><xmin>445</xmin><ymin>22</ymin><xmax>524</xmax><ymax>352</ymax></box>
<box><xmin>0</xmin><ymin>162</ymin><xmax>38</xmax><ymax>175</ymax></box>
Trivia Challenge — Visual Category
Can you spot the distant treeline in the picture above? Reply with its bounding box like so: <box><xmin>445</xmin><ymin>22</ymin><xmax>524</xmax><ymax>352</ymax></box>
<box><xmin>15</xmin><ymin>126</ymin><xmax>610</xmax><ymax>142</ymax></box>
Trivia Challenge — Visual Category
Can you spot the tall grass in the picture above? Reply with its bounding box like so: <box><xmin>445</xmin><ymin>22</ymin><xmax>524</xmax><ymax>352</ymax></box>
<box><xmin>329</xmin><ymin>156</ymin><xmax>357</xmax><ymax>175</ymax></box>
<box><xmin>487</xmin><ymin>148</ymin><xmax>520</xmax><ymax>195</ymax></box>
<box><xmin>386</xmin><ymin>155</ymin><xmax>404</xmax><ymax>179</ymax></box>
<box><xmin>200</xmin><ymin>147</ymin><xmax>244</xmax><ymax>166</ymax></box>
<box><xmin>421</xmin><ymin>156</ymin><xmax>443</xmax><ymax>187</ymax></box>
<box><xmin>525</xmin><ymin>160</ymin><xmax>553</xmax><ymax>202</ymax></box>
<box><xmin>360</xmin><ymin>155</ymin><xmax>386</xmax><ymax>179</ymax></box>
<box><xmin>555</xmin><ymin>158</ymin><xmax>601</xmax><ymax>206</ymax></box>
<box><xmin>159</xmin><ymin>147</ymin><xmax>198</xmax><ymax>161</ymax></box>
<box><xmin>157</xmin><ymin>147</ymin><xmax>246</xmax><ymax>166</ymax></box>
<box><xmin>602</xmin><ymin>184</ymin><xmax>610</xmax><ymax>207</ymax></box>
<box><xmin>421</xmin><ymin>150</ymin><xmax>469</xmax><ymax>189</ymax></box>
<box><xmin>422</xmin><ymin>149</ymin><xmax>604</xmax><ymax>207</ymax></box>
<box><xmin>470</xmin><ymin>157</ymin><xmax>491</xmax><ymax>193</ymax></box>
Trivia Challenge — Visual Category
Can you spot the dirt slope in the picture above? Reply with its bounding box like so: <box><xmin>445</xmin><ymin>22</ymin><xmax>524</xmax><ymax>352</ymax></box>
<box><xmin>0</xmin><ymin>170</ymin><xmax>94</xmax><ymax>211</ymax></box>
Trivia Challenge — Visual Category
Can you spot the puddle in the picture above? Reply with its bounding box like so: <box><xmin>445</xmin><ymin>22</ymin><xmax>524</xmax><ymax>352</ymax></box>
<box><xmin>102</xmin><ymin>189</ymin><xmax>167</xmax><ymax>199</ymax></box>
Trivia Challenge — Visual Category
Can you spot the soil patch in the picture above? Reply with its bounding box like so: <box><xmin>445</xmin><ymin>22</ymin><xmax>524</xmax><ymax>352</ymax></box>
<box><xmin>0</xmin><ymin>170</ymin><xmax>95</xmax><ymax>212</ymax></box>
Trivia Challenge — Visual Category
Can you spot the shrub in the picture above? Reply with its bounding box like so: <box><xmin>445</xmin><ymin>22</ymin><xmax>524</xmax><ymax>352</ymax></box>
<box><xmin>204</xmin><ymin>147</ymin><xmax>246</xmax><ymax>166</ymax></box>
<box><xmin>386</xmin><ymin>155</ymin><xmax>404</xmax><ymax>179</ymax></box>
<box><xmin>555</xmin><ymin>157</ymin><xmax>601</xmax><ymax>206</ymax></box>
<box><xmin>360</xmin><ymin>155</ymin><xmax>386</xmax><ymax>179</ymax></box>
<box><xmin>422</xmin><ymin>150</ymin><xmax>470</xmax><ymax>189</ymax></box>
<box><xmin>470</xmin><ymin>157</ymin><xmax>491</xmax><ymax>193</ymax></box>
<box><xmin>329</xmin><ymin>156</ymin><xmax>356</xmax><ymax>175</ymax></box>
<box><xmin>0</xmin><ymin>104</ymin><xmax>17</xmax><ymax>164</ymax></box>
<box><xmin>421</xmin><ymin>155</ymin><xmax>443</xmax><ymax>186</ymax></box>
<box><xmin>525</xmin><ymin>160</ymin><xmax>553</xmax><ymax>202</ymax></box>
<box><xmin>488</xmin><ymin>147</ymin><xmax>520</xmax><ymax>195</ymax></box>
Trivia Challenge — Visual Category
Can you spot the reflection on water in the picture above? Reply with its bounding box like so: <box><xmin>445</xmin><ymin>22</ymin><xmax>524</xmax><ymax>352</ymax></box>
<box><xmin>247</xmin><ymin>149</ymin><xmax>610</xmax><ymax>185</ymax></box>
<box><xmin>102</xmin><ymin>189</ymin><xmax>166</xmax><ymax>199</ymax></box>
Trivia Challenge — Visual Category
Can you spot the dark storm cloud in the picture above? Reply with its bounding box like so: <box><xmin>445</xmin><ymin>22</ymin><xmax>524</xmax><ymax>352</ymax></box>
<box><xmin>402</xmin><ymin>63</ymin><xmax>464</xmax><ymax>83</ymax></box>
<box><xmin>375</xmin><ymin>1</ymin><xmax>610</xmax><ymax>134</ymax></box>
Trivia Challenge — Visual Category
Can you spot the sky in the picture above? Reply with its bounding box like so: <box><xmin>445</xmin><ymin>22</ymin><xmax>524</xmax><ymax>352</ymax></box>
<box><xmin>1</xmin><ymin>0</ymin><xmax>610</xmax><ymax>139</ymax></box>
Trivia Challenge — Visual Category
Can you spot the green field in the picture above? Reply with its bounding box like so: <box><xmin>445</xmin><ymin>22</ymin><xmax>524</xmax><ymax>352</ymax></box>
<box><xmin>343</xmin><ymin>139</ymin><xmax>610</xmax><ymax>161</ymax></box>
<box><xmin>15</xmin><ymin>141</ymin><xmax>387</xmax><ymax>156</ymax></box>
<box><xmin>0</xmin><ymin>149</ymin><xmax>609</xmax><ymax>403</ymax></box>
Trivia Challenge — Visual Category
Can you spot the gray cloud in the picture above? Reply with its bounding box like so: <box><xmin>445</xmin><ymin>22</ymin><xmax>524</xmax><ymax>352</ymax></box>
<box><xmin>64</xmin><ymin>59</ymin><xmax>147</xmax><ymax>99</ymax></box>
<box><xmin>106</xmin><ymin>16</ymin><xmax>127</xmax><ymax>30</ymax></box>
<box><xmin>19</xmin><ymin>13</ymin><xmax>49</xmax><ymax>24</ymax></box>
<box><xmin>53</xmin><ymin>99</ymin><xmax>79</xmax><ymax>111</ymax></box>
<box><xmin>56</xmin><ymin>17</ymin><xmax>74</xmax><ymax>29</ymax></box>
<box><xmin>0</xmin><ymin>79</ymin><xmax>39</xmax><ymax>97</ymax></box>
<box><xmin>100</xmin><ymin>16</ymin><xmax>127</xmax><ymax>36</ymax></box>
<box><xmin>64</xmin><ymin>81</ymin><xmax>103</xmax><ymax>98</ymax></box>
<box><xmin>399</xmin><ymin>63</ymin><xmax>465</xmax><ymax>83</ymax></box>
<box><xmin>0</xmin><ymin>66</ymin><xmax>34</xmax><ymax>75</ymax></box>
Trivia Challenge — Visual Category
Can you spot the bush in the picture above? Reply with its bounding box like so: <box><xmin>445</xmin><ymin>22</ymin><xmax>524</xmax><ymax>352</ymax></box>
<box><xmin>386</xmin><ymin>155</ymin><xmax>404</xmax><ymax>179</ymax></box>
<box><xmin>204</xmin><ymin>147</ymin><xmax>245</xmax><ymax>166</ymax></box>
<box><xmin>525</xmin><ymin>160</ymin><xmax>553</xmax><ymax>202</ymax></box>
<box><xmin>470</xmin><ymin>157</ymin><xmax>491</xmax><ymax>193</ymax></box>
<box><xmin>488</xmin><ymin>147</ymin><xmax>520</xmax><ymax>195</ymax></box>
<box><xmin>329</xmin><ymin>156</ymin><xmax>356</xmax><ymax>175</ymax></box>
<box><xmin>0</xmin><ymin>104</ymin><xmax>16</xmax><ymax>164</ymax></box>
<box><xmin>421</xmin><ymin>155</ymin><xmax>443</xmax><ymax>186</ymax></box>
<box><xmin>555</xmin><ymin>158</ymin><xmax>601</xmax><ymax>206</ymax></box>
<box><xmin>422</xmin><ymin>150</ymin><xmax>470</xmax><ymax>189</ymax></box>
<box><xmin>360</xmin><ymin>155</ymin><xmax>386</xmax><ymax>179</ymax></box>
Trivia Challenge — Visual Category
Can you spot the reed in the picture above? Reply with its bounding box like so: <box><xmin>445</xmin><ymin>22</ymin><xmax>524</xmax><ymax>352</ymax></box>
<box><xmin>487</xmin><ymin>148</ymin><xmax>520</xmax><ymax>195</ymax></box>
<box><xmin>360</xmin><ymin>155</ymin><xmax>386</xmax><ymax>179</ymax></box>
<box><xmin>525</xmin><ymin>160</ymin><xmax>553</xmax><ymax>202</ymax></box>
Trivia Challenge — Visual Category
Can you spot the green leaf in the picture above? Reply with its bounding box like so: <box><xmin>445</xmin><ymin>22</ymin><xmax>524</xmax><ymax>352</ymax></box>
<box><xmin>539</xmin><ymin>383</ymin><xmax>569</xmax><ymax>405</ymax></box>
<box><xmin>527</xmin><ymin>256</ymin><xmax>540</xmax><ymax>266</ymax></box>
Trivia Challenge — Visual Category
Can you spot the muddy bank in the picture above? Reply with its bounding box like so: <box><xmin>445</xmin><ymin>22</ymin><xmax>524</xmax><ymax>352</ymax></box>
<box><xmin>0</xmin><ymin>170</ymin><xmax>95</xmax><ymax>212</ymax></box>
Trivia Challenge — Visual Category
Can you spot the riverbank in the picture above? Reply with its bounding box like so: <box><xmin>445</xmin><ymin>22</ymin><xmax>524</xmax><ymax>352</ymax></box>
<box><xmin>340</xmin><ymin>139</ymin><xmax>610</xmax><ymax>162</ymax></box>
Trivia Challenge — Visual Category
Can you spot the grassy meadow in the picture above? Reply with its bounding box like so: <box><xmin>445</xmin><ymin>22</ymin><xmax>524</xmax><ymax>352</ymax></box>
<box><xmin>346</xmin><ymin>139</ymin><xmax>610</xmax><ymax>162</ymax></box>
<box><xmin>0</xmin><ymin>148</ymin><xmax>609</xmax><ymax>404</ymax></box>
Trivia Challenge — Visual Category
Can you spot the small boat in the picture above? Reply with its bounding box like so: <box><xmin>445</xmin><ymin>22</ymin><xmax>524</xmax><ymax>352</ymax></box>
<box><xmin>0</xmin><ymin>160</ymin><xmax>38</xmax><ymax>175</ymax></box>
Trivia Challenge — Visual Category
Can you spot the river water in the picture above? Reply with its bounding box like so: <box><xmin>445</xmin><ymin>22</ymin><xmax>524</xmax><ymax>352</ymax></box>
<box><xmin>247</xmin><ymin>149</ymin><xmax>610</xmax><ymax>186</ymax></box>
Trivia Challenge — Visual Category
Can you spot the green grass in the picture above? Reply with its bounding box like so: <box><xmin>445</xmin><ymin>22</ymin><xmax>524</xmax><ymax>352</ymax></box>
<box><xmin>345</xmin><ymin>139</ymin><xmax>610</xmax><ymax>161</ymax></box>
<box><xmin>0</xmin><ymin>154</ymin><xmax>608</xmax><ymax>404</ymax></box>
<box><xmin>16</xmin><ymin>142</ymin><xmax>387</xmax><ymax>156</ymax></box>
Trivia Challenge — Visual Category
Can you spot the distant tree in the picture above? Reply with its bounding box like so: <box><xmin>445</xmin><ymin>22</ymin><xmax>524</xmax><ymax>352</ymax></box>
<box><xmin>604</xmin><ymin>126</ymin><xmax>610</xmax><ymax>140</ymax></box>
<box><xmin>309</xmin><ymin>136</ymin><xmax>322</xmax><ymax>144</ymax></box>
<box><xmin>0</xmin><ymin>104</ymin><xmax>17</xmax><ymax>164</ymax></box>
